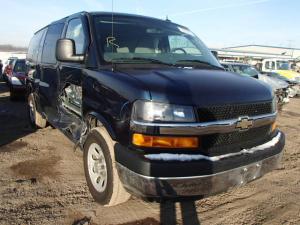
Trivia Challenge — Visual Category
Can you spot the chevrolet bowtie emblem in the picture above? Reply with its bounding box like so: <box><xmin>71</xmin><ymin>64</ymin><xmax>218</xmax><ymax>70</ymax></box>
<box><xmin>236</xmin><ymin>117</ymin><xmax>253</xmax><ymax>130</ymax></box>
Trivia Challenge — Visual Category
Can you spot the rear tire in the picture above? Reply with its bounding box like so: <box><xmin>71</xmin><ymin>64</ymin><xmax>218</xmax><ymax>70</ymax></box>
<box><xmin>83</xmin><ymin>127</ymin><xmax>130</xmax><ymax>206</ymax></box>
<box><xmin>27</xmin><ymin>93</ymin><xmax>47</xmax><ymax>129</ymax></box>
<box><xmin>10</xmin><ymin>86</ymin><xmax>17</xmax><ymax>101</ymax></box>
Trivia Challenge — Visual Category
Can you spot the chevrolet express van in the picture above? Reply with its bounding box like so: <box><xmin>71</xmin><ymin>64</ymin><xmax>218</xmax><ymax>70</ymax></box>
<box><xmin>26</xmin><ymin>12</ymin><xmax>285</xmax><ymax>206</ymax></box>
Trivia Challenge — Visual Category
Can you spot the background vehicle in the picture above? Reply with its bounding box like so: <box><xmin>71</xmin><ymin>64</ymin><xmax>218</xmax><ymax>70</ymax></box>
<box><xmin>7</xmin><ymin>59</ymin><xmax>27</xmax><ymax>100</ymax></box>
<box><xmin>222</xmin><ymin>62</ymin><xmax>290</xmax><ymax>107</ymax></box>
<box><xmin>2</xmin><ymin>57</ymin><xmax>18</xmax><ymax>82</ymax></box>
<box><xmin>0</xmin><ymin>60</ymin><xmax>3</xmax><ymax>79</ymax></box>
<box><xmin>267</xmin><ymin>72</ymin><xmax>300</xmax><ymax>97</ymax></box>
<box><xmin>261</xmin><ymin>58</ymin><xmax>300</xmax><ymax>82</ymax></box>
<box><xmin>26</xmin><ymin>12</ymin><xmax>285</xmax><ymax>207</ymax></box>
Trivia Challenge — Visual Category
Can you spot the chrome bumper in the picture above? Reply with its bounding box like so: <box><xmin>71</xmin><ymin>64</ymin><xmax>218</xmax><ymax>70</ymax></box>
<box><xmin>117</xmin><ymin>152</ymin><xmax>283</xmax><ymax>198</ymax></box>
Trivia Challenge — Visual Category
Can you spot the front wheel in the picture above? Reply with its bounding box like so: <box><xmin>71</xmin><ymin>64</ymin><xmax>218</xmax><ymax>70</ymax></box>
<box><xmin>27</xmin><ymin>93</ymin><xmax>47</xmax><ymax>129</ymax></box>
<box><xmin>83</xmin><ymin>127</ymin><xmax>130</xmax><ymax>206</ymax></box>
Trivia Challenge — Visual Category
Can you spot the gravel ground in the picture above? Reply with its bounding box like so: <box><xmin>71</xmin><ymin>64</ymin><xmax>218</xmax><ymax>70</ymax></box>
<box><xmin>0</xmin><ymin>80</ymin><xmax>299</xmax><ymax>225</ymax></box>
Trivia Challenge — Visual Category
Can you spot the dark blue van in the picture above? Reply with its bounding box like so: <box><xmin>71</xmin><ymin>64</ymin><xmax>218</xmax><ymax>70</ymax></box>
<box><xmin>26</xmin><ymin>12</ymin><xmax>285</xmax><ymax>206</ymax></box>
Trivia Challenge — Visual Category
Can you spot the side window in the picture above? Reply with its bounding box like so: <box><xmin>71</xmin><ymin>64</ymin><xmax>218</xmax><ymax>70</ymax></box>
<box><xmin>65</xmin><ymin>18</ymin><xmax>86</xmax><ymax>55</ymax></box>
<box><xmin>41</xmin><ymin>23</ymin><xmax>64</xmax><ymax>64</ymax></box>
<box><xmin>27</xmin><ymin>30</ymin><xmax>44</xmax><ymax>62</ymax></box>
<box><xmin>265</xmin><ymin>61</ymin><xmax>270</xmax><ymax>69</ymax></box>
<box><xmin>271</xmin><ymin>62</ymin><xmax>276</xmax><ymax>70</ymax></box>
<box><xmin>37</xmin><ymin>28</ymin><xmax>48</xmax><ymax>62</ymax></box>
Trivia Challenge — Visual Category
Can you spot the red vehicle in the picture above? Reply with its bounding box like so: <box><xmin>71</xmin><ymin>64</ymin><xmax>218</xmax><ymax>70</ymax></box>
<box><xmin>7</xmin><ymin>59</ymin><xmax>27</xmax><ymax>100</ymax></box>
<box><xmin>2</xmin><ymin>57</ymin><xmax>17</xmax><ymax>81</ymax></box>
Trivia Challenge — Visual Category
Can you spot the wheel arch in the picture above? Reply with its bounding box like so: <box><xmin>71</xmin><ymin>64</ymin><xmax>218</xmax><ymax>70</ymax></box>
<box><xmin>85</xmin><ymin>111</ymin><xmax>117</xmax><ymax>141</ymax></box>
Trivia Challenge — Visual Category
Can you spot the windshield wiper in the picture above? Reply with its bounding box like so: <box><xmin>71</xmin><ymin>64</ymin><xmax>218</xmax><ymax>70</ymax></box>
<box><xmin>175</xmin><ymin>59</ymin><xmax>224</xmax><ymax>70</ymax></box>
<box><xmin>111</xmin><ymin>57</ymin><xmax>174</xmax><ymax>66</ymax></box>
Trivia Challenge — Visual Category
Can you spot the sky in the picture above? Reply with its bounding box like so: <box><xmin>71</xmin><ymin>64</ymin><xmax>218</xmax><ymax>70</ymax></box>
<box><xmin>0</xmin><ymin>0</ymin><xmax>299</xmax><ymax>49</ymax></box>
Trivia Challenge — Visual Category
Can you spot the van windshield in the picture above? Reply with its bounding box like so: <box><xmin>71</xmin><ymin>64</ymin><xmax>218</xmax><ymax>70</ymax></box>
<box><xmin>93</xmin><ymin>16</ymin><xmax>221</xmax><ymax>68</ymax></box>
<box><xmin>276</xmin><ymin>61</ymin><xmax>290</xmax><ymax>70</ymax></box>
<box><xmin>14</xmin><ymin>60</ymin><xmax>26</xmax><ymax>73</ymax></box>
<box><xmin>231</xmin><ymin>65</ymin><xmax>259</xmax><ymax>77</ymax></box>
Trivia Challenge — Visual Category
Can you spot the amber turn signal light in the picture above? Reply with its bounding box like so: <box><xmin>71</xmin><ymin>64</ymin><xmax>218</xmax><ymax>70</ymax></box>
<box><xmin>132</xmin><ymin>133</ymin><xmax>199</xmax><ymax>148</ymax></box>
<box><xmin>271</xmin><ymin>122</ymin><xmax>277</xmax><ymax>132</ymax></box>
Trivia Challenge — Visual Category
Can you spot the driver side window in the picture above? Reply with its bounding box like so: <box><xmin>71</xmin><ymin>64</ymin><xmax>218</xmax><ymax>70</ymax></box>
<box><xmin>168</xmin><ymin>36</ymin><xmax>201</xmax><ymax>54</ymax></box>
<box><xmin>66</xmin><ymin>18</ymin><xmax>86</xmax><ymax>55</ymax></box>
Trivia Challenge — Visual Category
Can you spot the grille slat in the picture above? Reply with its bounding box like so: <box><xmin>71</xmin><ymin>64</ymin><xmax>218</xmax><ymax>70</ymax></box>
<box><xmin>200</xmin><ymin>125</ymin><xmax>272</xmax><ymax>156</ymax></box>
<box><xmin>197</xmin><ymin>102</ymin><xmax>273</xmax><ymax>123</ymax></box>
<box><xmin>197</xmin><ymin>102</ymin><xmax>273</xmax><ymax>156</ymax></box>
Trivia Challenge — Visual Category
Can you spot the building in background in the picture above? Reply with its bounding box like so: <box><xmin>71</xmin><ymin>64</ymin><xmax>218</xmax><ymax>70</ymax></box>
<box><xmin>212</xmin><ymin>45</ymin><xmax>300</xmax><ymax>72</ymax></box>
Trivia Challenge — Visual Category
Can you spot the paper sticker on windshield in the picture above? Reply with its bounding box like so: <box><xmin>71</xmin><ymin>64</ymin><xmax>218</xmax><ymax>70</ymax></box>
<box><xmin>106</xmin><ymin>36</ymin><xmax>120</xmax><ymax>49</ymax></box>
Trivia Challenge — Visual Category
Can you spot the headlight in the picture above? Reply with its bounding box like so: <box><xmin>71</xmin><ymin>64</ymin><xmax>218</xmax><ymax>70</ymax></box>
<box><xmin>272</xmin><ymin>97</ymin><xmax>277</xmax><ymax>113</ymax></box>
<box><xmin>11</xmin><ymin>77</ymin><xmax>22</xmax><ymax>85</ymax></box>
<box><xmin>132</xmin><ymin>100</ymin><xmax>196</xmax><ymax>123</ymax></box>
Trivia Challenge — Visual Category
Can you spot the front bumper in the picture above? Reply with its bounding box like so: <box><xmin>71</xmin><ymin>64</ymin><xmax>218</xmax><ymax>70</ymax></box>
<box><xmin>288</xmin><ymin>85</ymin><xmax>300</xmax><ymax>97</ymax></box>
<box><xmin>116</xmin><ymin>131</ymin><xmax>285</xmax><ymax>199</ymax></box>
<box><xmin>11</xmin><ymin>85</ymin><xmax>26</xmax><ymax>91</ymax></box>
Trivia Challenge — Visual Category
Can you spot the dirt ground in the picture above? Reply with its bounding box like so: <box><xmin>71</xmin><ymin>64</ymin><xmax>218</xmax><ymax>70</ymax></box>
<box><xmin>0</xmin><ymin>80</ymin><xmax>299</xmax><ymax>225</ymax></box>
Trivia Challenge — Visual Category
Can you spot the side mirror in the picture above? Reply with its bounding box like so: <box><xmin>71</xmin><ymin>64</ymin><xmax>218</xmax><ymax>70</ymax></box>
<box><xmin>56</xmin><ymin>39</ymin><xmax>84</xmax><ymax>63</ymax></box>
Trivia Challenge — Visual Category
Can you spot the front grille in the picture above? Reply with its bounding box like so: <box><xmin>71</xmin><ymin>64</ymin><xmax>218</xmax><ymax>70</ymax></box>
<box><xmin>197</xmin><ymin>102</ymin><xmax>273</xmax><ymax>123</ymax></box>
<box><xmin>200</xmin><ymin>125</ymin><xmax>272</xmax><ymax>156</ymax></box>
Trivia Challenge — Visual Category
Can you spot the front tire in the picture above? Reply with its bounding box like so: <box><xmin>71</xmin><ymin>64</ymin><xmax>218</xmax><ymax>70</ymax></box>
<box><xmin>83</xmin><ymin>127</ymin><xmax>130</xmax><ymax>206</ymax></box>
<box><xmin>27</xmin><ymin>93</ymin><xmax>47</xmax><ymax>129</ymax></box>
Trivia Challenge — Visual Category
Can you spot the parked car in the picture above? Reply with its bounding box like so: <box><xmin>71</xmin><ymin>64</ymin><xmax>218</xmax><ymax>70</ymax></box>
<box><xmin>26</xmin><ymin>12</ymin><xmax>285</xmax><ymax>206</ymax></box>
<box><xmin>222</xmin><ymin>62</ymin><xmax>290</xmax><ymax>107</ymax></box>
<box><xmin>2</xmin><ymin>57</ymin><xmax>18</xmax><ymax>81</ymax></box>
<box><xmin>267</xmin><ymin>72</ymin><xmax>300</xmax><ymax>97</ymax></box>
<box><xmin>7</xmin><ymin>59</ymin><xmax>27</xmax><ymax>100</ymax></box>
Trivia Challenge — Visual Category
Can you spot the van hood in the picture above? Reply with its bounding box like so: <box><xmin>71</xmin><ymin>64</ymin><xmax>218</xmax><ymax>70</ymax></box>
<box><xmin>276</xmin><ymin>70</ymin><xmax>300</xmax><ymax>80</ymax></box>
<box><xmin>258</xmin><ymin>74</ymin><xmax>289</xmax><ymax>90</ymax></box>
<box><xmin>121</xmin><ymin>68</ymin><xmax>273</xmax><ymax>106</ymax></box>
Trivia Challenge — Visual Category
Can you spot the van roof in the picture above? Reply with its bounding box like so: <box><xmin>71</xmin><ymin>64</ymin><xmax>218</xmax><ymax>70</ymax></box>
<box><xmin>34</xmin><ymin>11</ymin><xmax>183</xmax><ymax>34</ymax></box>
<box><xmin>221</xmin><ymin>62</ymin><xmax>249</xmax><ymax>66</ymax></box>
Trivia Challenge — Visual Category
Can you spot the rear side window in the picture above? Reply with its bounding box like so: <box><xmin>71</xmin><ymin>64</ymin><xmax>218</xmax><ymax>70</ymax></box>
<box><xmin>66</xmin><ymin>18</ymin><xmax>86</xmax><ymax>55</ymax></box>
<box><xmin>42</xmin><ymin>23</ymin><xmax>64</xmax><ymax>64</ymax></box>
<box><xmin>27</xmin><ymin>29</ymin><xmax>45</xmax><ymax>62</ymax></box>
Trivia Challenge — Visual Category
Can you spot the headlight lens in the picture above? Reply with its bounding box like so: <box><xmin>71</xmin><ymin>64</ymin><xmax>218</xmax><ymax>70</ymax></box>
<box><xmin>132</xmin><ymin>100</ymin><xmax>196</xmax><ymax>123</ymax></box>
<box><xmin>272</xmin><ymin>97</ymin><xmax>277</xmax><ymax>113</ymax></box>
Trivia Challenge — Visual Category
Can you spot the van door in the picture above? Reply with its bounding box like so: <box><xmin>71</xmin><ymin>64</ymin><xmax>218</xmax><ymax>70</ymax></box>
<box><xmin>58</xmin><ymin>17</ymin><xmax>88</xmax><ymax>140</ymax></box>
<box><xmin>264</xmin><ymin>61</ymin><xmax>269</xmax><ymax>72</ymax></box>
<box><xmin>39</xmin><ymin>23</ymin><xmax>64</xmax><ymax>123</ymax></box>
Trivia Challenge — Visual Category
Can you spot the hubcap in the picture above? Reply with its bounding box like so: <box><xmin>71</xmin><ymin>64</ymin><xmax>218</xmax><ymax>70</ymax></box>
<box><xmin>28</xmin><ymin>96</ymin><xmax>35</xmax><ymax>124</ymax></box>
<box><xmin>87</xmin><ymin>143</ymin><xmax>108</xmax><ymax>193</ymax></box>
